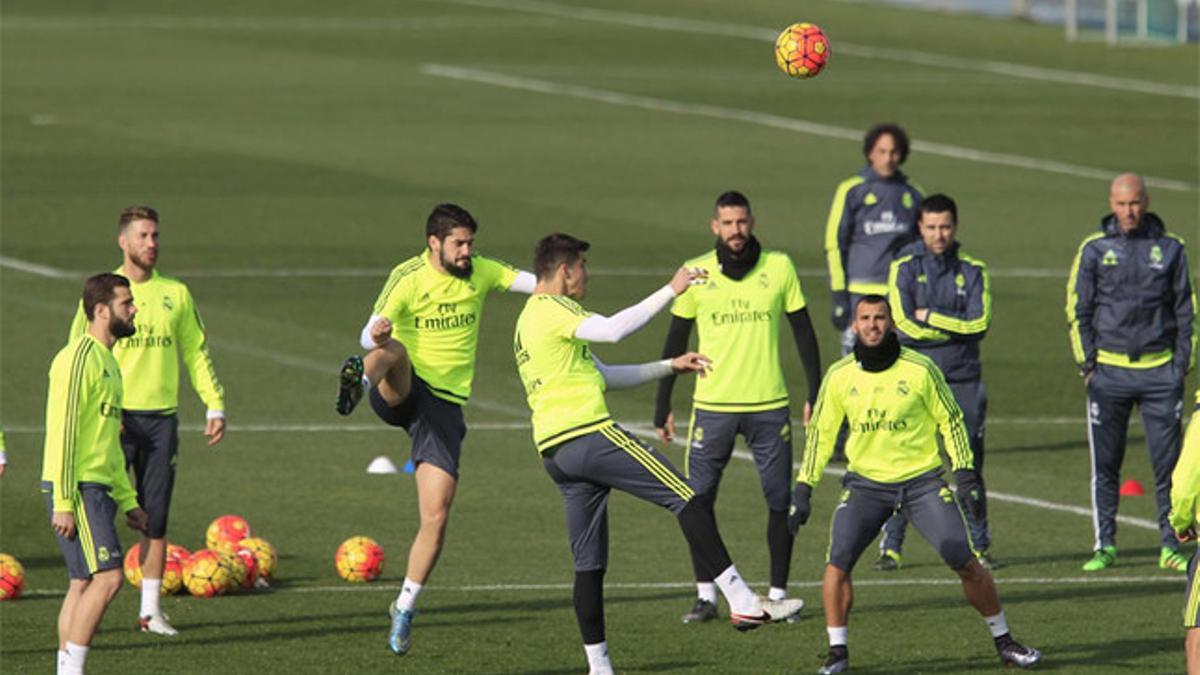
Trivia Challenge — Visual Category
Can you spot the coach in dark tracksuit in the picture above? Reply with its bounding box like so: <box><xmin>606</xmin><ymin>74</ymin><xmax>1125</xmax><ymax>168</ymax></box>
<box><xmin>879</xmin><ymin>194</ymin><xmax>997</xmax><ymax>570</ymax></box>
<box><xmin>1067</xmin><ymin>173</ymin><xmax>1195</xmax><ymax>573</ymax></box>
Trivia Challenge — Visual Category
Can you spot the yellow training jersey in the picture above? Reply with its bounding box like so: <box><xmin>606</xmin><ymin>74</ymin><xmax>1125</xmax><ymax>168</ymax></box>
<box><xmin>69</xmin><ymin>268</ymin><xmax>224</xmax><ymax>414</ymax></box>
<box><xmin>514</xmin><ymin>295</ymin><xmax>611</xmax><ymax>453</ymax></box>
<box><xmin>798</xmin><ymin>347</ymin><xmax>972</xmax><ymax>486</ymax></box>
<box><xmin>41</xmin><ymin>334</ymin><xmax>138</xmax><ymax>513</ymax></box>
<box><xmin>1170</xmin><ymin>391</ymin><xmax>1200</xmax><ymax>534</ymax></box>
<box><xmin>671</xmin><ymin>250</ymin><xmax>806</xmax><ymax>412</ymax></box>
<box><xmin>372</xmin><ymin>251</ymin><xmax>519</xmax><ymax>405</ymax></box>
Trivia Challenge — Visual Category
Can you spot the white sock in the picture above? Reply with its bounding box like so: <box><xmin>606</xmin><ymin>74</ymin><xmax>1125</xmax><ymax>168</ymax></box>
<box><xmin>983</xmin><ymin>611</ymin><xmax>1009</xmax><ymax>638</ymax></box>
<box><xmin>827</xmin><ymin>626</ymin><xmax>848</xmax><ymax>647</ymax></box>
<box><xmin>141</xmin><ymin>578</ymin><xmax>162</xmax><ymax>618</ymax></box>
<box><xmin>63</xmin><ymin>642</ymin><xmax>88</xmax><ymax>675</ymax></box>
<box><xmin>696</xmin><ymin>582</ymin><xmax>717</xmax><ymax>604</ymax></box>
<box><xmin>768</xmin><ymin>586</ymin><xmax>787</xmax><ymax>601</ymax></box>
<box><xmin>56</xmin><ymin>649</ymin><xmax>66</xmax><ymax>675</ymax></box>
<box><xmin>584</xmin><ymin>641</ymin><xmax>612</xmax><ymax>674</ymax></box>
<box><xmin>714</xmin><ymin>565</ymin><xmax>759</xmax><ymax>615</ymax></box>
<box><xmin>395</xmin><ymin>577</ymin><xmax>423</xmax><ymax>612</ymax></box>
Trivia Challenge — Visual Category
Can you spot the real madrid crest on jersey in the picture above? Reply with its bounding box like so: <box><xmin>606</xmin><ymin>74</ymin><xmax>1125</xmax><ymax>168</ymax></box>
<box><xmin>1149</xmin><ymin>244</ymin><xmax>1164</xmax><ymax>270</ymax></box>
<box><xmin>897</xmin><ymin>380</ymin><xmax>910</xmax><ymax>397</ymax></box>
<box><xmin>902</xmin><ymin>192</ymin><xmax>914</xmax><ymax>209</ymax></box>
<box><xmin>162</xmin><ymin>295</ymin><xmax>173</xmax><ymax>312</ymax></box>
<box><xmin>758</xmin><ymin>272</ymin><xmax>769</xmax><ymax>288</ymax></box>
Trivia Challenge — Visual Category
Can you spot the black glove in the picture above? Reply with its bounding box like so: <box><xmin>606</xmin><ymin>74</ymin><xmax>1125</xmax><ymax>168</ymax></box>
<box><xmin>788</xmin><ymin>483</ymin><xmax>813</xmax><ymax>535</ymax></box>
<box><xmin>831</xmin><ymin>290</ymin><xmax>851</xmax><ymax>331</ymax></box>
<box><xmin>954</xmin><ymin>470</ymin><xmax>984</xmax><ymax>523</ymax></box>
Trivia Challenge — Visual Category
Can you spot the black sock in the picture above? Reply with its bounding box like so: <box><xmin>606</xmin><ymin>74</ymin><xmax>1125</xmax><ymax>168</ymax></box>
<box><xmin>828</xmin><ymin>645</ymin><xmax>848</xmax><ymax>660</ymax></box>
<box><xmin>767</xmin><ymin>509</ymin><xmax>794</xmax><ymax>589</ymax></box>
<box><xmin>677</xmin><ymin>499</ymin><xmax>732</xmax><ymax>579</ymax></box>
<box><xmin>993</xmin><ymin>632</ymin><xmax>1014</xmax><ymax>648</ymax></box>
<box><xmin>687</xmin><ymin>493</ymin><xmax>717</xmax><ymax>583</ymax></box>
<box><xmin>574</xmin><ymin>569</ymin><xmax>605</xmax><ymax>645</ymax></box>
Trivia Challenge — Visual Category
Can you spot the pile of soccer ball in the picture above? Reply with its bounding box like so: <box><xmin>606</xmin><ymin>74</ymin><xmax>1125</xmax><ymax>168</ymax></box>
<box><xmin>334</xmin><ymin>536</ymin><xmax>385</xmax><ymax>583</ymax></box>
<box><xmin>123</xmin><ymin>514</ymin><xmax>279</xmax><ymax>598</ymax></box>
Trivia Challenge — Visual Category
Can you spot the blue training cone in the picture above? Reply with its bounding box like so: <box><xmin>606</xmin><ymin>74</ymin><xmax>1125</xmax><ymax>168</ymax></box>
<box><xmin>403</xmin><ymin>459</ymin><xmax>416</xmax><ymax>474</ymax></box>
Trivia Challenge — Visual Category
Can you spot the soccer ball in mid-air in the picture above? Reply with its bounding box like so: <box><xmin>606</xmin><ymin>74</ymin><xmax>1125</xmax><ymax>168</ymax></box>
<box><xmin>183</xmin><ymin>549</ymin><xmax>232</xmax><ymax>598</ymax></box>
<box><xmin>335</xmin><ymin>536</ymin><xmax>385</xmax><ymax>583</ymax></box>
<box><xmin>774</xmin><ymin>22</ymin><xmax>830</xmax><ymax>79</ymax></box>
<box><xmin>0</xmin><ymin>554</ymin><xmax>25</xmax><ymax>601</ymax></box>
<box><xmin>237</xmin><ymin>537</ymin><xmax>277</xmax><ymax>582</ymax></box>
<box><xmin>206</xmin><ymin>515</ymin><xmax>252</xmax><ymax>554</ymax></box>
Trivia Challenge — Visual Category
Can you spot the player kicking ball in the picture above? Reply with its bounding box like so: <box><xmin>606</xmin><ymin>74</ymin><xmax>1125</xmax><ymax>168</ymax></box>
<box><xmin>790</xmin><ymin>295</ymin><xmax>1040</xmax><ymax>674</ymax></box>
<box><xmin>513</xmin><ymin>233</ymin><xmax>803</xmax><ymax>675</ymax></box>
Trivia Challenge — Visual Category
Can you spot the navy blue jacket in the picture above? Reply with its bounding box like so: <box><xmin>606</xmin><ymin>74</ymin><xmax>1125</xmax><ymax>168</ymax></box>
<box><xmin>825</xmin><ymin>167</ymin><xmax>922</xmax><ymax>296</ymax></box>
<box><xmin>888</xmin><ymin>241</ymin><xmax>991</xmax><ymax>382</ymax></box>
<box><xmin>1067</xmin><ymin>212</ymin><xmax>1195</xmax><ymax>376</ymax></box>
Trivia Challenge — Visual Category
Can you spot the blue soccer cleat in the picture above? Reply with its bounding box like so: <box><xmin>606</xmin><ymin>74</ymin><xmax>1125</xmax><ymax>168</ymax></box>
<box><xmin>388</xmin><ymin>604</ymin><xmax>414</xmax><ymax>656</ymax></box>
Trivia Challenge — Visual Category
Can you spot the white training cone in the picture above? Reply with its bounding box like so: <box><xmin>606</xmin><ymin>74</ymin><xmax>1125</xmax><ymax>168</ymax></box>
<box><xmin>366</xmin><ymin>456</ymin><xmax>399</xmax><ymax>475</ymax></box>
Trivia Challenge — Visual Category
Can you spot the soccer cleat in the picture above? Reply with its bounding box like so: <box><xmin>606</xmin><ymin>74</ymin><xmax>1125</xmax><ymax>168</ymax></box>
<box><xmin>817</xmin><ymin>646</ymin><xmax>849</xmax><ymax>674</ymax></box>
<box><xmin>336</xmin><ymin>356</ymin><xmax>365</xmax><ymax>416</ymax></box>
<box><xmin>681</xmin><ymin>598</ymin><xmax>718</xmax><ymax>624</ymax></box>
<box><xmin>977</xmin><ymin>550</ymin><xmax>1003</xmax><ymax>570</ymax></box>
<box><xmin>388</xmin><ymin>604</ymin><xmax>414</xmax><ymax>656</ymax></box>
<box><xmin>139</xmin><ymin>614</ymin><xmax>178</xmax><ymax>636</ymax></box>
<box><xmin>1160</xmin><ymin>547</ymin><xmax>1189</xmax><ymax>572</ymax></box>
<box><xmin>729</xmin><ymin>597</ymin><xmax>804</xmax><ymax>631</ymax></box>
<box><xmin>873</xmin><ymin>549</ymin><xmax>902</xmax><ymax>572</ymax></box>
<box><xmin>1081</xmin><ymin>545</ymin><xmax>1116</xmax><ymax>572</ymax></box>
<box><xmin>996</xmin><ymin>635</ymin><xmax>1042</xmax><ymax>668</ymax></box>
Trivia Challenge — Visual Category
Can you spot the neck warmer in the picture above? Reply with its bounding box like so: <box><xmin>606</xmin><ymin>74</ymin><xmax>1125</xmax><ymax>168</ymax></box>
<box><xmin>715</xmin><ymin>235</ymin><xmax>762</xmax><ymax>281</ymax></box>
<box><xmin>853</xmin><ymin>331</ymin><xmax>901</xmax><ymax>372</ymax></box>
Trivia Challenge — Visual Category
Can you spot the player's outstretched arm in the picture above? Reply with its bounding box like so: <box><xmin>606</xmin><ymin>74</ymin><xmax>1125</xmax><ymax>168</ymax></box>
<box><xmin>592</xmin><ymin>352</ymin><xmax>709</xmax><ymax>391</ymax></box>
<box><xmin>574</xmin><ymin>267</ymin><xmax>704</xmax><ymax>344</ymax></box>
<box><xmin>507</xmin><ymin>270</ymin><xmax>537</xmax><ymax>294</ymax></box>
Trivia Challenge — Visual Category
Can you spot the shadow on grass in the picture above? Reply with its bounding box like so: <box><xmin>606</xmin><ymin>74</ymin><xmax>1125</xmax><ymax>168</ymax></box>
<box><xmin>516</xmin><ymin>661</ymin><xmax>703</xmax><ymax>675</ymax></box>
<box><xmin>854</xmin><ymin>576</ymin><xmax>1179</xmax><ymax>615</ymax></box>
<box><xmin>991</xmin><ymin>434</ymin><xmax>1144</xmax><ymax>455</ymax></box>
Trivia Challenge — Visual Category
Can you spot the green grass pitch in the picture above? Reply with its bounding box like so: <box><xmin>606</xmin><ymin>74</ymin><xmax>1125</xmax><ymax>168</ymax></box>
<box><xmin>1</xmin><ymin>0</ymin><xmax>1197</xmax><ymax>672</ymax></box>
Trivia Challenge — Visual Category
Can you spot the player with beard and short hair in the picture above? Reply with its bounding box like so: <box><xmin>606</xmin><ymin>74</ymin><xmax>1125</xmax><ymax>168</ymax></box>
<box><xmin>44</xmin><ymin>273</ymin><xmax>150</xmax><ymax>675</ymax></box>
<box><xmin>654</xmin><ymin>190</ymin><xmax>822</xmax><ymax>622</ymax></box>
<box><xmin>790</xmin><ymin>295</ymin><xmax>1040</xmax><ymax>674</ymax></box>
<box><xmin>335</xmin><ymin>203</ymin><xmax>537</xmax><ymax>656</ymax></box>
<box><xmin>68</xmin><ymin>205</ymin><xmax>226</xmax><ymax>636</ymax></box>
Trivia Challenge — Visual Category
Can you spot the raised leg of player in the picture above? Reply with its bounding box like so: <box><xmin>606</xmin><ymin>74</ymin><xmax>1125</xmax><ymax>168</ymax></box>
<box><xmin>367</xmin><ymin>340</ymin><xmax>414</xmax><ymax>405</ymax></box>
<box><xmin>405</xmin><ymin>463</ymin><xmax>457</xmax><ymax>585</ymax></box>
<box><xmin>955</xmin><ymin>558</ymin><xmax>1001</xmax><ymax>616</ymax></box>
<box><xmin>63</xmin><ymin>569</ymin><xmax>123</xmax><ymax>646</ymax></box>
<box><xmin>822</xmin><ymin>564</ymin><xmax>854</xmax><ymax>628</ymax></box>
<box><xmin>1187</xmin><ymin>628</ymin><xmax>1200</xmax><ymax>675</ymax></box>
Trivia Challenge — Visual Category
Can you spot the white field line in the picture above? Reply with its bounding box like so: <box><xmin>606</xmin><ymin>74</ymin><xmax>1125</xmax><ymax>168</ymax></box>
<box><xmin>1</xmin><ymin>257</ymin><xmax>1084</xmax><ymax>282</ymax></box>
<box><xmin>0</xmin><ymin>15</ymin><xmax>564</xmax><ymax>31</ymax></box>
<box><xmin>19</xmin><ymin>574</ymin><xmax>1181</xmax><ymax>597</ymax></box>
<box><xmin>432</xmin><ymin>0</ymin><xmax>1200</xmax><ymax>101</ymax></box>
<box><xmin>421</xmin><ymin>64</ymin><xmax>1193</xmax><ymax>194</ymax></box>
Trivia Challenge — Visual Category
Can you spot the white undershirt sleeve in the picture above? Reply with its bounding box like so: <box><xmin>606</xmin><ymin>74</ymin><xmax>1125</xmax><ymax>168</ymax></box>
<box><xmin>591</xmin><ymin>355</ymin><xmax>674</xmax><ymax>390</ymax></box>
<box><xmin>360</xmin><ymin>314</ymin><xmax>385</xmax><ymax>351</ymax></box>
<box><xmin>508</xmin><ymin>271</ymin><xmax>537</xmax><ymax>294</ymax></box>
<box><xmin>574</xmin><ymin>285</ymin><xmax>677</xmax><ymax>343</ymax></box>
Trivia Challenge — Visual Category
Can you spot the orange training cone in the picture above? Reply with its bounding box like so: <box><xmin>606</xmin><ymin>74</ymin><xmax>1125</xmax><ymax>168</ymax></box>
<box><xmin>1119</xmin><ymin>479</ymin><xmax>1147</xmax><ymax>496</ymax></box>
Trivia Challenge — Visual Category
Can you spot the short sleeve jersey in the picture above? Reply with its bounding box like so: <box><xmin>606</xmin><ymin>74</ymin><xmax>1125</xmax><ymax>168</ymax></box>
<box><xmin>372</xmin><ymin>251</ymin><xmax>519</xmax><ymax>405</ymax></box>
<box><xmin>40</xmin><ymin>334</ymin><xmax>138</xmax><ymax>512</ymax></box>
<box><xmin>69</xmin><ymin>269</ymin><xmax>224</xmax><ymax>413</ymax></box>
<box><xmin>671</xmin><ymin>250</ymin><xmax>806</xmax><ymax>412</ymax></box>
<box><xmin>514</xmin><ymin>295</ymin><xmax>612</xmax><ymax>453</ymax></box>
